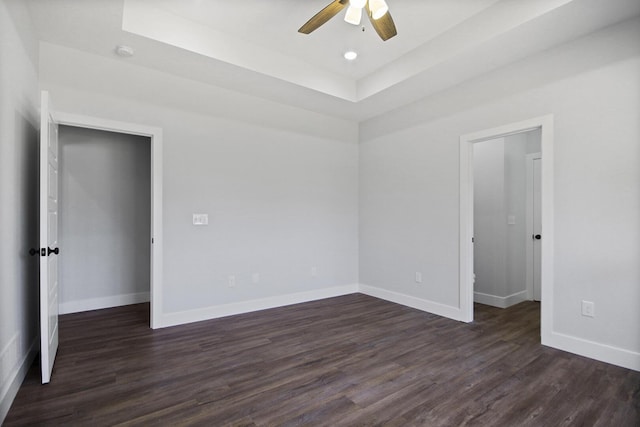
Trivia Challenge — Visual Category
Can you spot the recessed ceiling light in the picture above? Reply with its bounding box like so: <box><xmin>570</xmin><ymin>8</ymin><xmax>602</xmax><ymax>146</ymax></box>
<box><xmin>115</xmin><ymin>45</ymin><xmax>134</xmax><ymax>57</ymax></box>
<box><xmin>344</xmin><ymin>51</ymin><xmax>358</xmax><ymax>61</ymax></box>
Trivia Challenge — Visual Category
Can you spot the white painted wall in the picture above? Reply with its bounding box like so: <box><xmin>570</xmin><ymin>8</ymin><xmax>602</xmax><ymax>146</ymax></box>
<box><xmin>58</xmin><ymin>126</ymin><xmax>151</xmax><ymax>313</ymax></box>
<box><xmin>503</xmin><ymin>134</ymin><xmax>528</xmax><ymax>302</ymax></box>
<box><xmin>473</xmin><ymin>138</ymin><xmax>508</xmax><ymax>301</ymax></box>
<box><xmin>0</xmin><ymin>0</ymin><xmax>39</xmax><ymax>422</ymax></box>
<box><xmin>38</xmin><ymin>43</ymin><xmax>360</xmax><ymax>321</ymax></box>
<box><xmin>360</xmin><ymin>18</ymin><xmax>640</xmax><ymax>369</ymax></box>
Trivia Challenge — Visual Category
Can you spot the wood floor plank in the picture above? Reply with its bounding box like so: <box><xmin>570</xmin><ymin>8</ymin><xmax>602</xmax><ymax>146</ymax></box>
<box><xmin>4</xmin><ymin>295</ymin><xmax>639</xmax><ymax>426</ymax></box>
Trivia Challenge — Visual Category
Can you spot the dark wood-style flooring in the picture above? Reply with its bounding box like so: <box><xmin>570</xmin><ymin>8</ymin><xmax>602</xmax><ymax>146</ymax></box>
<box><xmin>5</xmin><ymin>294</ymin><xmax>640</xmax><ymax>426</ymax></box>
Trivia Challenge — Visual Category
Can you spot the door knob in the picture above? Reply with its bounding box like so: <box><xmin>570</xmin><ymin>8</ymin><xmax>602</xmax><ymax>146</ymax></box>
<box><xmin>29</xmin><ymin>248</ymin><xmax>39</xmax><ymax>256</ymax></box>
<box><xmin>47</xmin><ymin>247</ymin><xmax>59</xmax><ymax>256</ymax></box>
<box><xmin>534</xmin><ymin>234</ymin><xmax>541</xmax><ymax>240</ymax></box>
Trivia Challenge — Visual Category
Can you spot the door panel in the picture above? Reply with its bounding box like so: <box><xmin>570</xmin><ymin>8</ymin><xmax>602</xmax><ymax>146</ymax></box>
<box><xmin>533</xmin><ymin>158</ymin><xmax>542</xmax><ymax>301</ymax></box>
<box><xmin>40</xmin><ymin>91</ymin><xmax>59</xmax><ymax>384</ymax></box>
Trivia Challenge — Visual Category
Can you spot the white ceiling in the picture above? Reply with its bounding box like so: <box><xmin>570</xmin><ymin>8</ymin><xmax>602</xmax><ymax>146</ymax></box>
<box><xmin>148</xmin><ymin>0</ymin><xmax>502</xmax><ymax>80</ymax></box>
<box><xmin>26</xmin><ymin>0</ymin><xmax>640</xmax><ymax>122</ymax></box>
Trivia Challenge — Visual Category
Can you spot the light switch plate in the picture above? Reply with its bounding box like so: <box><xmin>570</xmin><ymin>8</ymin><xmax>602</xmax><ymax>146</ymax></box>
<box><xmin>193</xmin><ymin>213</ymin><xmax>208</xmax><ymax>225</ymax></box>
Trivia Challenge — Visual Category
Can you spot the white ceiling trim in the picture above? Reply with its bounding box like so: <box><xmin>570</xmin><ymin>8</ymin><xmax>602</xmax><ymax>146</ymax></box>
<box><xmin>26</xmin><ymin>0</ymin><xmax>640</xmax><ymax>122</ymax></box>
<box><xmin>357</xmin><ymin>0</ymin><xmax>574</xmax><ymax>99</ymax></box>
<box><xmin>122</xmin><ymin>0</ymin><xmax>358</xmax><ymax>101</ymax></box>
<box><xmin>123</xmin><ymin>0</ymin><xmax>578</xmax><ymax>103</ymax></box>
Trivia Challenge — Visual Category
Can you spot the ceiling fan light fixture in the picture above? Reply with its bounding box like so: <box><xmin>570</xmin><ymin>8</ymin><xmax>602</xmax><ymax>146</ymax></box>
<box><xmin>344</xmin><ymin>5</ymin><xmax>362</xmax><ymax>26</ymax></box>
<box><xmin>298</xmin><ymin>0</ymin><xmax>396</xmax><ymax>41</ymax></box>
<box><xmin>369</xmin><ymin>0</ymin><xmax>389</xmax><ymax>20</ymax></box>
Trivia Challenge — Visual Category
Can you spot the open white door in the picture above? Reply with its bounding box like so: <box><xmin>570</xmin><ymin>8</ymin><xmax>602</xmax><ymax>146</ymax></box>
<box><xmin>533</xmin><ymin>158</ymin><xmax>542</xmax><ymax>301</ymax></box>
<box><xmin>39</xmin><ymin>91</ymin><xmax>60</xmax><ymax>384</ymax></box>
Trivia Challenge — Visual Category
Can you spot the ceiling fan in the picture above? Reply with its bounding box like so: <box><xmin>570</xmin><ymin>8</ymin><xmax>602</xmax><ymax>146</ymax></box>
<box><xmin>298</xmin><ymin>0</ymin><xmax>397</xmax><ymax>41</ymax></box>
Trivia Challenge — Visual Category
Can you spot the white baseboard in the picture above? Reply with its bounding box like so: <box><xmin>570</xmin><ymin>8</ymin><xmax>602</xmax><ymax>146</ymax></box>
<box><xmin>359</xmin><ymin>284</ymin><xmax>466</xmax><ymax>322</ymax></box>
<box><xmin>103</xmin><ymin>284</ymin><xmax>637</xmax><ymax>373</ymax></box>
<box><xmin>0</xmin><ymin>338</ymin><xmax>37</xmax><ymax>425</ymax></box>
<box><xmin>543</xmin><ymin>330</ymin><xmax>640</xmax><ymax>372</ymax></box>
<box><xmin>474</xmin><ymin>290</ymin><xmax>528</xmax><ymax>308</ymax></box>
<box><xmin>59</xmin><ymin>292</ymin><xmax>150</xmax><ymax>314</ymax></box>
<box><xmin>160</xmin><ymin>284</ymin><xmax>359</xmax><ymax>328</ymax></box>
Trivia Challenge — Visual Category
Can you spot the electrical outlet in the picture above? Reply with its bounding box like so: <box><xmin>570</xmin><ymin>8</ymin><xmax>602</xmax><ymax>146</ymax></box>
<box><xmin>311</xmin><ymin>267</ymin><xmax>317</xmax><ymax>277</ymax></box>
<box><xmin>415</xmin><ymin>272</ymin><xmax>423</xmax><ymax>283</ymax></box>
<box><xmin>228</xmin><ymin>275</ymin><xmax>236</xmax><ymax>287</ymax></box>
<box><xmin>252</xmin><ymin>273</ymin><xmax>259</xmax><ymax>284</ymax></box>
<box><xmin>581</xmin><ymin>300</ymin><xmax>594</xmax><ymax>317</ymax></box>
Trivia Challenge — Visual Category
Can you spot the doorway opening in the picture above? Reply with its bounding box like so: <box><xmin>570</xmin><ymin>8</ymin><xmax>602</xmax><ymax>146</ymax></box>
<box><xmin>472</xmin><ymin>130</ymin><xmax>541</xmax><ymax>308</ymax></box>
<box><xmin>58</xmin><ymin>126</ymin><xmax>151</xmax><ymax>318</ymax></box>
<box><xmin>54</xmin><ymin>112</ymin><xmax>163</xmax><ymax>329</ymax></box>
<box><xmin>459</xmin><ymin>115</ymin><xmax>554</xmax><ymax>344</ymax></box>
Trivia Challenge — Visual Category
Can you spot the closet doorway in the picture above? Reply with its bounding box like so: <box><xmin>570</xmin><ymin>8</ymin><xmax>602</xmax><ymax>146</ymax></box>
<box><xmin>54</xmin><ymin>111</ymin><xmax>163</xmax><ymax>329</ymax></box>
<box><xmin>58</xmin><ymin>126</ymin><xmax>151</xmax><ymax>315</ymax></box>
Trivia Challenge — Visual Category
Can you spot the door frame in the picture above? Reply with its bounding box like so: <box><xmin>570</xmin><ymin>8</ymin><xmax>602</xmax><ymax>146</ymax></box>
<box><xmin>459</xmin><ymin>115</ymin><xmax>553</xmax><ymax>344</ymax></box>
<box><xmin>525</xmin><ymin>152</ymin><xmax>542</xmax><ymax>301</ymax></box>
<box><xmin>55</xmin><ymin>111</ymin><xmax>163</xmax><ymax>329</ymax></box>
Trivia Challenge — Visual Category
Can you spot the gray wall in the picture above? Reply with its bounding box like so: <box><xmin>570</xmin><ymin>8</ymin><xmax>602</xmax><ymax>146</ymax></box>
<box><xmin>0</xmin><ymin>0</ymin><xmax>39</xmax><ymax>422</ymax></box>
<box><xmin>473</xmin><ymin>137</ymin><xmax>507</xmax><ymax>302</ymax></box>
<box><xmin>58</xmin><ymin>126</ymin><xmax>151</xmax><ymax>313</ymax></box>
<box><xmin>39</xmin><ymin>42</ymin><xmax>360</xmax><ymax>317</ymax></box>
<box><xmin>360</xmin><ymin>19</ymin><xmax>640</xmax><ymax>362</ymax></box>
